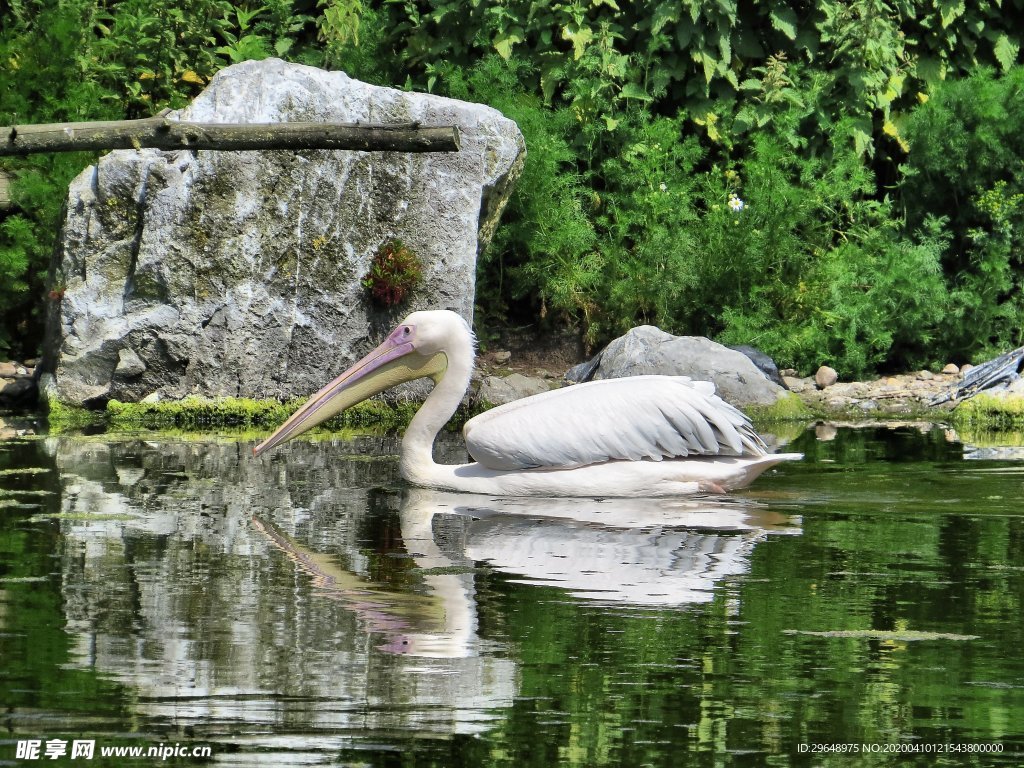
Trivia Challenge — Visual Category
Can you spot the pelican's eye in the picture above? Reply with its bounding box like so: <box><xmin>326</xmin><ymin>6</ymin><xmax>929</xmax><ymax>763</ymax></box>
<box><xmin>402</xmin><ymin>326</ymin><xmax>412</xmax><ymax>337</ymax></box>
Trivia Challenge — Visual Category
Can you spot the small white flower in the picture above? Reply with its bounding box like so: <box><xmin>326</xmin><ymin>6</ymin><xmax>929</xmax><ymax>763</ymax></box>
<box><xmin>728</xmin><ymin>194</ymin><xmax>745</xmax><ymax>213</ymax></box>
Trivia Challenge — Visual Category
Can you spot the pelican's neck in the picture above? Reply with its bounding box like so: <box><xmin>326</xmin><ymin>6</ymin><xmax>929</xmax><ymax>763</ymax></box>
<box><xmin>400</xmin><ymin>347</ymin><xmax>473</xmax><ymax>482</ymax></box>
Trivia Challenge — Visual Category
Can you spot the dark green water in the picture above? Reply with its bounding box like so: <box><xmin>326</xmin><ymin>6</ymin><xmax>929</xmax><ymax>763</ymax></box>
<box><xmin>0</xmin><ymin>424</ymin><xmax>1022</xmax><ymax>767</ymax></box>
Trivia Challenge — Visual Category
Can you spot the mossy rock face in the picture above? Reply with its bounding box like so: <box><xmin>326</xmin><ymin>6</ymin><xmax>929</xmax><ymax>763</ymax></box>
<box><xmin>42</xmin><ymin>58</ymin><xmax>526</xmax><ymax>408</ymax></box>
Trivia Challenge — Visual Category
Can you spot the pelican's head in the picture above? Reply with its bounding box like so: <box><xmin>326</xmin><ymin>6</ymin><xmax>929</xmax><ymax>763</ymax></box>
<box><xmin>254</xmin><ymin>310</ymin><xmax>472</xmax><ymax>457</ymax></box>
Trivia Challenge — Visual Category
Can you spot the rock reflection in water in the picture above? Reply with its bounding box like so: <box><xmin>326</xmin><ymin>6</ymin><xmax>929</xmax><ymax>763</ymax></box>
<box><xmin>43</xmin><ymin>434</ymin><xmax>799</xmax><ymax>754</ymax></box>
<box><xmin>45</xmin><ymin>435</ymin><xmax>514</xmax><ymax>744</ymax></box>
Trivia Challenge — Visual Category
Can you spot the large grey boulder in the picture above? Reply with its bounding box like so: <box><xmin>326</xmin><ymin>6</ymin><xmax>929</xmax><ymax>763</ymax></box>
<box><xmin>568</xmin><ymin>326</ymin><xmax>788</xmax><ymax>408</ymax></box>
<box><xmin>41</xmin><ymin>59</ymin><xmax>525</xmax><ymax>406</ymax></box>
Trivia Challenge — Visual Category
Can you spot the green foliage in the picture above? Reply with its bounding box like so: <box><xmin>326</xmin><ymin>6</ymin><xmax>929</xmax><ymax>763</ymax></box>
<box><xmin>3</xmin><ymin>0</ymin><xmax>1024</xmax><ymax>378</ymax></box>
<box><xmin>439</xmin><ymin>55</ymin><xmax>953</xmax><ymax>376</ymax></box>
<box><xmin>901</xmin><ymin>66</ymin><xmax>1024</xmax><ymax>359</ymax></box>
<box><xmin>378</xmin><ymin>0</ymin><xmax>1023</xmax><ymax>158</ymax></box>
<box><xmin>953</xmin><ymin>393</ymin><xmax>1024</xmax><ymax>430</ymax></box>
<box><xmin>0</xmin><ymin>0</ymin><xmax>116</xmax><ymax>358</ymax></box>
<box><xmin>0</xmin><ymin>0</ymin><xmax>338</xmax><ymax>360</ymax></box>
<box><xmin>319</xmin><ymin>4</ymin><xmax>394</xmax><ymax>83</ymax></box>
<box><xmin>440</xmin><ymin>57</ymin><xmax>598</xmax><ymax>331</ymax></box>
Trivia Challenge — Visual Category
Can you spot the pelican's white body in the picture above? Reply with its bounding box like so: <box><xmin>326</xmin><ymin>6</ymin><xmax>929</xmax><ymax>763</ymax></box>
<box><xmin>257</xmin><ymin>310</ymin><xmax>801</xmax><ymax>496</ymax></box>
<box><xmin>400</xmin><ymin>451</ymin><xmax>799</xmax><ymax>497</ymax></box>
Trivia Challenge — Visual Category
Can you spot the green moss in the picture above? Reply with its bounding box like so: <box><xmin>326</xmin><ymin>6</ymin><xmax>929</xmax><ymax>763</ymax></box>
<box><xmin>949</xmin><ymin>393</ymin><xmax>1024</xmax><ymax>429</ymax></box>
<box><xmin>45</xmin><ymin>399</ymin><xmax>105</xmax><ymax>432</ymax></box>
<box><xmin>103</xmin><ymin>395</ymin><xmax>469</xmax><ymax>433</ymax></box>
<box><xmin>41</xmin><ymin>391</ymin><xmax>488</xmax><ymax>435</ymax></box>
<box><xmin>106</xmin><ymin>395</ymin><xmax>299</xmax><ymax>430</ymax></box>
<box><xmin>746</xmin><ymin>392</ymin><xmax>811</xmax><ymax>424</ymax></box>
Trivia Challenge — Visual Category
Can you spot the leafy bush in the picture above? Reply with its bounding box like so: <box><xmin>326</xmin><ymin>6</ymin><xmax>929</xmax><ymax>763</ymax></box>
<box><xmin>0</xmin><ymin>0</ymin><xmax>336</xmax><ymax>359</ymax></box>
<box><xmin>2</xmin><ymin>0</ymin><xmax>1022</xmax><ymax>378</ymax></box>
<box><xmin>901</xmin><ymin>67</ymin><xmax>1024</xmax><ymax>360</ymax></box>
<box><xmin>440</xmin><ymin>57</ymin><xmax>598</xmax><ymax>334</ymax></box>
<box><xmin>435</xmin><ymin>55</ymin><xmax>954</xmax><ymax>375</ymax></box>
<box><xmin>378</xmin><ymin>0</ymin><xmax>1023</xmax><ymax>159</ymax></box>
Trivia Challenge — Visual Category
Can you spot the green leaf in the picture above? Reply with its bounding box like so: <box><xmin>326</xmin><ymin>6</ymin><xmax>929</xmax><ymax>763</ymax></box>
<box><xmin>620</xmin><ymin>82</ymin><xmax>652</xmax><ymax>101</ymax></box>
<box><xmin>937</xmin><ymin>0</ymin><xmax>965</xmax><ymax>28</ymax></box>
<box><xmin>769</xmin><ymin>7</ymin><xmax>798</xmax><ymax>41</ymax></box>
<box><xmin>992</xmin><ymin>33</ymin><xmax>1019</xmax><ymax>72</ymax></box>
<box><xmin>675</xmin><ymin>20</ymin><xmax>693</xmax><ymax>49</ymax></box>
<box><xmin>696</xmin><ymin>49</ymin><xmax>717</xmax><ymax>84</ymax></box>
<box><xmin>734</xmin><ymin>31</ymin><xmax>763</xmax><ymax>58</ymax></box>
<box><xmin>849</xmin><ymin>117</ymin><xmax>873</xmax><ymax>157</ymax></box>
<box><xmin>717</xmin><ymin>31</ymin><xmax>731</xmax><ymax>64</ymax></box>
<box><xmin>493</xmin><ymin>29</ymin><xmax>524</xmax><ymax>60</ymax></box>
<box><xmin>562</xmin><ymin>24</ymin><xmax>594</xmax><ymax>60</ymax></box>
<box><xmin>914</xmin><ymin>56</ymin><xmax>946</xmax><ymax>83</ymax></box>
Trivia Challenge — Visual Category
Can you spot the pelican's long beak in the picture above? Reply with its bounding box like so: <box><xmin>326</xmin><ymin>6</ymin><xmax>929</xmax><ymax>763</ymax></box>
<box><xmin>254</xmin><ymin>325</ymin><xmax>446</xmax><ymax>457</ymax></box>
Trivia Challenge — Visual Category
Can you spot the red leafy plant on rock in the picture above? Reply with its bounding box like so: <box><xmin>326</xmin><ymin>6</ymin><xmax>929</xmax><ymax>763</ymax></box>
<box><xmin>362</xmin><ymin>239</ymin><xmax>424</xmax><ymax>307</ymax></box>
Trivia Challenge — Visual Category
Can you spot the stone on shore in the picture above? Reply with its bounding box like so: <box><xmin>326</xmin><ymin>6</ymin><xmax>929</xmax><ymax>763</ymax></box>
<box><xmin>728</xmin><ymin>345</ymin><xmax>787</xmax><ymax>388</ymax></box>
<box><xmin>477</xmin><ymin>373</ymin><xmax>550</xmax><ymax>406</ymax></box>
<box><xmin>814</xmin><ymin>366</ymin><xmax>838</xmax><ymax>389</ymax></box>
<box><xmin>0</xmin><ymin>358</ymin><xmax>38</xmax><ymax>407</ymax></box>
<box><xmin>568</xmin><ymin>326</ymin><xmax>789</xmax><ymax>408</ymax></box>
<box><xmin>40</xmin><ymin>58</ymin><xmax>525</xmax><ymax>408</ymax></box>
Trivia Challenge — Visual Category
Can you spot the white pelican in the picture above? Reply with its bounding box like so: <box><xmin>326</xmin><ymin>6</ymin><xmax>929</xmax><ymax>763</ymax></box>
<box><xmin>254</xmin><ymin>310</ymin><xmax>801</xmax><ymax>496</ymax></box>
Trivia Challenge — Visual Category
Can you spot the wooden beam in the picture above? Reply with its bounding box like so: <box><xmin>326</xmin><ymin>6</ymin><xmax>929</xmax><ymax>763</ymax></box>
<box><xmin>0</xmin><ymin>168</ymin><xmax>11</xmax><ymax>211</ymax></box>
<box><xmin>0</xmin><ymin>116</ymin><xmax>461</xmax><ymax>156</ymax></box>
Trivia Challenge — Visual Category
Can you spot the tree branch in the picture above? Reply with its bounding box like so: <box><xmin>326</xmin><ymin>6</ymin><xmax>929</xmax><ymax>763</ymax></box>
<box><xmin>0</xmin><ymin>117</ymin><xmax>461</xmax><ymax>156</ymax></box>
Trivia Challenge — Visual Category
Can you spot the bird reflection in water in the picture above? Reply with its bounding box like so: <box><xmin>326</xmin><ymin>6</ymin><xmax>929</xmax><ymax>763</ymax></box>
<box><xmin>251</xmin><ymin>490</ymin><xmax>801</xmax><ymax>656</ymax></box>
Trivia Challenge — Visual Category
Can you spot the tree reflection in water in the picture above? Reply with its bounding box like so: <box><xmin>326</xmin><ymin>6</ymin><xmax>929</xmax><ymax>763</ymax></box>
<box><xmin>42</xmin><ymin>435</ymin><xmax>794</xmax><ymax>755</ymax></box>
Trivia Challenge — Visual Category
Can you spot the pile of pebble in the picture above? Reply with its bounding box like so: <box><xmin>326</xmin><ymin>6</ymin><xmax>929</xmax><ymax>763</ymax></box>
<box><xmin>0</xmin><ymin>359</ymin><xmax>37</xmax><ymax>407</ymax></box>
<box><xmin>783</xmin><ymin>363</ymin><xmax>1024</xmax><ymax>416</ymax></box>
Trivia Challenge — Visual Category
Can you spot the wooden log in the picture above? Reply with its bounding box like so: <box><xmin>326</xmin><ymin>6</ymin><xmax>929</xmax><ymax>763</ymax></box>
<box><xmin>0</xmin><ymin>168</ymin><xmax>11</xmax><ymax>211</ymax></box>
<box><xmin>929</xmin><ymin>345</ymin><xmax>1024</xmax><ymax>405</ymax></box>
<box><xmin>0</xmin><ymin>116</ymin><xmax>460</xmax><ymax>156</ymax></box>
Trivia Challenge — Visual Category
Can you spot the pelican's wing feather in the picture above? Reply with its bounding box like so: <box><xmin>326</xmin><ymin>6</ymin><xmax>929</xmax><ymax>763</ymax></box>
<box><xmin>464</xmin><ymin>375</ymin><xmax>768</xmax><ymax>471</ymax></box>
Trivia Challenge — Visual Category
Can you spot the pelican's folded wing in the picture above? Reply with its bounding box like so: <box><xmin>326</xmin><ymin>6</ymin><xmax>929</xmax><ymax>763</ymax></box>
<box><xmin>464</xmin><ymin>376</ymin><xmax>767</xmax><ymax>471</ymax></box>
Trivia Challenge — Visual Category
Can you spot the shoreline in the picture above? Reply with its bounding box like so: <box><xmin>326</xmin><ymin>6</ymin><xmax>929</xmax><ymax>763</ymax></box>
<box><xmin>3</xmin><ymin>352</ymin><xmax>1023</xmax><ymax>435</ymax></box>
<box><xmin>0</xmin><ymin>376</ymin><xmax>1018</xmax><ymax>438</ymax></box>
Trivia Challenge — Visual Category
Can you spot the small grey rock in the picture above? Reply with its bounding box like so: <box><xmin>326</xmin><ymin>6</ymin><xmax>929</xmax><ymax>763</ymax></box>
<box><xmin>477</xmin><ymin>373</ymin><xmax>550</xmax><ymax>406</ymax></box>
